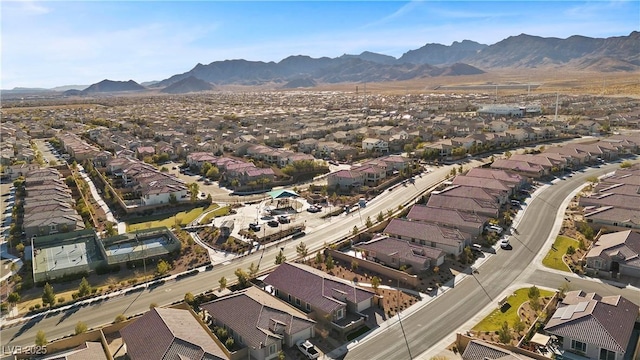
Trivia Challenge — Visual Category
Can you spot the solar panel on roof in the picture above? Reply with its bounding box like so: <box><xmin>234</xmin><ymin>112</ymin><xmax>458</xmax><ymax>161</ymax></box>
<box><xmin>575</xmin><ymin>301</ymin><xmax>589</xmax><ymax>313</ymax></box>
<box><xmin>561</xmin><ymin>304</ymin><xmax>577</xmax><ymax>320</ymax></box>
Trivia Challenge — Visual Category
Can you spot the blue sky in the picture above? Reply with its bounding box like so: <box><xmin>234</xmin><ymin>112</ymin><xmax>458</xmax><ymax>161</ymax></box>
<box><xmin>2</xmin><ymin>1</ymin><xmax>638</xmax><ymax>89</ymax></box>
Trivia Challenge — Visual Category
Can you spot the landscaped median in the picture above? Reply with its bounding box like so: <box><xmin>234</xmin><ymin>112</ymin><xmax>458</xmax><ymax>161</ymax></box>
<box><xmin>541</xmin><ymin>235</ymin><xmax>580</xmax><ymax>272</ymax></box>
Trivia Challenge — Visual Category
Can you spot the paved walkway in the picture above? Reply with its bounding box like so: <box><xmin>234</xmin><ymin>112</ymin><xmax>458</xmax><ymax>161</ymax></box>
<box><xmin>77</xmin><ymin>165</ymin><xmax>126</xmax><ymax>234</ymax></box>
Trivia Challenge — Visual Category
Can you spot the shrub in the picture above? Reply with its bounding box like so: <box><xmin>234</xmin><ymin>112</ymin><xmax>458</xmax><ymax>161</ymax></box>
<box><xmin>566</xmin><ymin>246</ymin><xmax>575</xmax><ymax>255</ymax></box>
<box><xmin>57</xmin><ymin>297</ymin><xmax>65</xmax><ymax>304</ymax></box>
<box><xmin>34</xmin><ymin>304</ymin><xmax>41</xmax><ymax>309</ymax></box>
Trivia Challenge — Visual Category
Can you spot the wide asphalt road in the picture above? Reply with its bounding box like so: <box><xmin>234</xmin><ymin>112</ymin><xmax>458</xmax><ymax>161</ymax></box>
<box><xmin>0</xmin><ymin>162</ymin><xmax>465</xmax><ymax>348</ymax></box>
<box><xmin>343</xmin><ymin>162</ymin><xmax>638</xmax><ymax>360</ymax></box>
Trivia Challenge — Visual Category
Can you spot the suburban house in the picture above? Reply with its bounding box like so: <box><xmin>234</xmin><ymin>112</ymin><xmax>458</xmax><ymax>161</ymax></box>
<box><xmin>427</xmin><ymin>194</ymin><xmax>500</xmax><ymax>218</ymax></box>
<box><xmin>263</xmin><ymin>262</ymin><xmax>374</xmax><ymax>338</ymax></box>
<box><xmin>490</xmin><ymin>158</ymin><xmax>546</xmax><ymax>178</ymax></box>
<box><xmin>383</xmin><ymin>218</ymin><xmax>472</xmax><ymax>256</ymax></box>
<box><xmin>327</xmin><ymin>170</ymin><xmax>365</xmax><ymax>189</ymax></box>
<box><xmin>187</xmin><ymin>152</ymin><xmax>218</xmax><ymax>167</ymax></box>
<box><xmin>120</xmin><ymin>307</ymin><xmax>229</xmax><ymax>360</ymax></box>
<box><xmin>362</xmin><ymin>138</ymin><xmax>389</xmax><ymax>153</ymax></box>
<box><xmin>38</xmin><ymin>342</ymin><xmax>109</xmax><ymax>360</ymax></box>
<box><xmin>352</xmin><ymin>164</ymin><xmax>386</xmax><ymax>186</ymax></box>
<box><xmin>355</xmin><ymin>234</ymin><xmax>445</xmax><ymax>273</ymax></box>
<box><xmin>406</xmin><ymin>205</ymin><xmax>488</xmax><ymax>236</ymax></box>
<box><xmin>201</xmin><ymin>287</ymin><xmax>316</xmax><ymax>360</ymax></box>
<box><xmin>583</xmin><ymin>164</ymin><xmax>640</xmax><ymax>231</ymax></box>
<box><xmin>462</xmin><ymin>339</ymin><xmax>535</xmax><ymax>360</ymax></box>
<box><xmin>465</xmin><ymin>168</ymin><xmax>527</xmax><ymax>190</ymax></box>
<box><xmin>23</xmin><ymin>168</ymin><xmax>85</xmax><ymax>238</ymax></box>
<box><xmin>451</xmin><ymin>175</ymin><xmax>514</xmax><ymax>196</ymax></box>
<box><xmin>585</xmin><ymin>230</ymin><xmax>640</xmax><ymax>278</ymax></box>
<box><xmin>434</xmin><ymin>185</ymin><xmax>508</xmax><ymax>206</ymax></box>
<box><xmin>544</xmin><ymin>291</ymin><xmax>639</xmax><ymax>360</ymax></box>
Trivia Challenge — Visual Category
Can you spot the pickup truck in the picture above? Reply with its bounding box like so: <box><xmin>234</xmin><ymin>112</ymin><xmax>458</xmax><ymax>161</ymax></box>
<box><xmin>296</xmin><ymin>340</ymin><xmax>320</xmax><ymax>359</ymax></box>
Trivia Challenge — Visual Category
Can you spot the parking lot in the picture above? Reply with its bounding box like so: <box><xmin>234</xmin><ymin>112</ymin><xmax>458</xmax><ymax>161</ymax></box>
<box><xmin>163</xmin><ymin>162</ymin><xmax>241</xmax><ymax>202</ymax></box>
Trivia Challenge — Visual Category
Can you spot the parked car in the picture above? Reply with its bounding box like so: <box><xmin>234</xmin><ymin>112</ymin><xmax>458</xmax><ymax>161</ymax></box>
<box><xmin>307</xmin><ymin>206</ymin><xmax>321</xmax><ymax>213</ymax></box>
<box><xmin>249</xmin><ymin>223</ymin><xmax>261</xmax><ymax>231</ymax></box>
<box><xmin>297</xmin><ymin>340</ymin><xmax>320</xmax><ymax>359</ymax></box>
<box><xmin>485</xmin><ymin>225</ymin><xmax>503</xmax><ymax>234</ymax></box>
<box><xmin>278</xmin><ymin>215</ymin><xmax>290</xmax><ymax>224</ymax></box>
<box><xmin>500</xmin><ymin>236</ymin><xmax>511</xmax><ymax>249</ymax></box>
<box><xmin>267</xmin><ymin>220</ymin><xmax>279</xmax><ymax>227</ymax></box>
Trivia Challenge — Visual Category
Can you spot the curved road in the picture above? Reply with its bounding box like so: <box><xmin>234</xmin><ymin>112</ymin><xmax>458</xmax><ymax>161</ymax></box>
<box><xmin>343</xmin><ymin>162</ymin><xmax>639</xmax><ymax>360</ymax></box>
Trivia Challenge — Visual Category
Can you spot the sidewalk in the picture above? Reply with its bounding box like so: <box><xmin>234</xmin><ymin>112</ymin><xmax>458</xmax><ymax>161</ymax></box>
<box><xmin>77</xmin><ymin>165</ymin><xmax>125</xmax><ymax>234</ymax></box>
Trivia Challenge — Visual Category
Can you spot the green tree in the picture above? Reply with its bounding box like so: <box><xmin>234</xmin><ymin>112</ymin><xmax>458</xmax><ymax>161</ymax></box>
<box><xmin>558</xmin><ymin>281</ymin><xmax>571</xmax><ymax>299</ymax></box>
<box><xmin>351</xmin><ymin>259</ymin><xmax>359</xmax><ymax>271</ymax></box>
<box><xmin>513</xmin><ymin>316</ymin><xmax>525</xmax><ymax>334</ymax></box>
<box><xmin>105</xmin><ymin>222</ymin><xmax>117</xmax><ymax>236</ymax></box>
<box><xmin>184</xmin><ymin>292</ymin><xmax>195</xmax><ymax>304</ymax></box>
<box><xmin>371</xmin><ymin>276</ymin><xmax>381</xmax><ymax>294</ymax></box>
<box><xmin>149</xmin><ymin>302</ymin><xmax>158</xmax><ymax>309</ymax></box>
<box><xmin>75</xmin><ymin>321</ymin><xmax>88</xmax><ymax>335</ymax></box>
<box><xmin>579</xmin><ymin>223</ymin><xmax>594</xmax><ymax>240</ymax></box>
<box><xmin>275</xmin><ymin>250</ymin><xmax>286</xmax><ymax>265</ymax></box>
<box><xmin>169</xmin><ymin>193</ymin><xmax>177</xmax><ymax>204</ymax></box>
<box><xmin>234</xmin><ymin>268</ymin><xmax>250</xmax><ymax>287</ymax></box>
<box><xmin>620</xmin><ymin>161</ymin><xmax>632</xmax><ymax>168</ymax></box>
<box><xmin>296</xmin><ymin>242</ymin><xmax>308</xmax><ymax>260</ymax></box>
<box><xmin>42</xmin><ymin>283</ymin><xmax>56</xmax><ymax>309</ymax></box>
<box><xmin>325</xmin><ymin>255</ymin><xmax>334</xmax><ymax>271</ymax></box>
<box><xmin>497</xmin><ymin>321</ymin><xmax>512</xmax><ymax>344</ymax></box>
<box><xmin>377</xmin><ymin>211</ymin><xmax>384</xmax><ymax>223</ymax></box>
<box><xmin>315</xmin><ymin>252</ymin><xmax>323</xmax><ymax>265</ymax></box>
<box><xmin>528</xmin><ymin>286</ymin><xmax>541</xmax><ymax>311</ymax></box>
<box><xmin>188</xmin><ymin>182</ymin><xmax>199</xmax><ymax>201</ymax></box>
<box><xmin>218</xmin><ymin>276</ymin><xmax>227</xmax><ymax>291</ymax></box>
<box><xmin>201</xmin><ymin>162</ymin><xmax>212</xmax><ymax>176</ymax></box>
<box><xmin>365</xmin><ymin>216</ymin><xmax>373</xmax><ymax>228</ymax></box>
<box><xmin>35</xmin><ymin>330</ymin><xmax>47</xmax><ymax>346</ymax></box>
<box><xmin>77</xmin><ymin>277</ymin><xmax>92</xmax><ymax>297</ymax></box>
<box><xmin>248</xmin><ymin>262</ymin><xmax>259</xmax><ymax>279</ymax></box>
<box><xmin>156</xmin><ymin>259</ymin><xmax>171</xmax><ymax>275</ymax></box>
<box><xmin>114</xmin><ymin>314</ymin><xmax>126</xmax><ymax>323</ymax></box>
<box><xmin>460</xmin><ymin>246</ymin><xmax>474</xmax><ymax>264</ymax></box>
<box><xmin>224</xmin><ymin>337</ymin><xmax>235</xmax><ymax>350</ymax></box>
<box><xmin>7</xmin><ymin>292</ymin><xmax>20</xmax><ymax>305</ymax></box>
<box><xmin>206</xmin><ymin>166</ymin><xmax>220</xmax><ymax>180</ymax></box>
<box><xmin>352</xmin><ymin>226</ymin><xmax>358</xmax><ymax>236</ymax></box>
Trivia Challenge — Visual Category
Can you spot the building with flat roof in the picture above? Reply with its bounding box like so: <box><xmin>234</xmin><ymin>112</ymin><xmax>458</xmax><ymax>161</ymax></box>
<box><xmin>31</xmin><ymin>229</ymin><xmax>103</xmax><ymax>283</ymax></box>
<box><xmin>31</xmin><ymin>227</ymin><xmax>180</xmax><ymax>283</ymax></box>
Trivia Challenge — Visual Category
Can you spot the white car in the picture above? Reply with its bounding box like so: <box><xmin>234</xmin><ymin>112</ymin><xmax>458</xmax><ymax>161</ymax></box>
<box><xmin>485</xmin><ymin>225</ymin><xmax>503</xmax><ymax>234</ymax></box>
<box><xmin>500</xmin><ymin>236</ymin><xmax>511</xmax><ymax>249</ymax></box>
<box><xmin>297</xmin><ymin>340</ymin><xmax>320</xmax><ymax>359</ymax></box>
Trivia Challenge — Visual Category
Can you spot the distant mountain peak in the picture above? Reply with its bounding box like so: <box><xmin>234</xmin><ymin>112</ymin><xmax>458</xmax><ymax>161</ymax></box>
<box><xmin>160</xmin><ymin>76</ymin><xmax>214</xmax><ymax>94</ymax></box>
<box><xmin>82</xmin><ymin>79</ymin><xmax>145</xmax><ymax>94</ymax></box>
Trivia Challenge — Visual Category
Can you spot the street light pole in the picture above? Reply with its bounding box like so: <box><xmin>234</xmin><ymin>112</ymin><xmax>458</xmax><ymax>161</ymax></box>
<box><xmin>395</xmin><ymin>277</ymin><xmax>413</xmax><ymax>360</ymax></box>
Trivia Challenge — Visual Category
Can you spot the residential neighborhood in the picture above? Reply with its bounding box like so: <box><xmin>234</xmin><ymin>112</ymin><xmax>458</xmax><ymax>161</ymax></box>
<box><xmin>1</xmin><ymin>89</ymin><xmax>639</xmax><ymax>360</ymax></box>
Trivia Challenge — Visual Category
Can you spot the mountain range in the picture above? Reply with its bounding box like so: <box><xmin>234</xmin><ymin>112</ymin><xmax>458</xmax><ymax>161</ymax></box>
<box><xmin>6</xmin><ymin>31</ymin><xmax>637</xmax><ymax>94</ymax></box>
